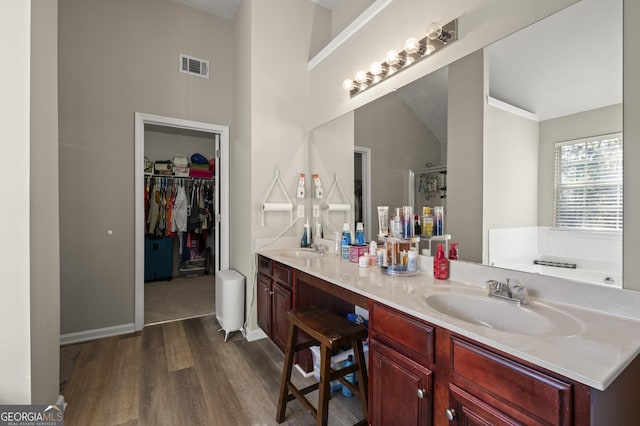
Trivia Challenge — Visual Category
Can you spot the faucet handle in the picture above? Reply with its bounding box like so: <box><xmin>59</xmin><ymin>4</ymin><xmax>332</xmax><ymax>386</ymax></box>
<box><xmin>486</xmin><ymin>279</ymin><xmax>499</xmax><ymax>294</ymax></box>
<box><xmin>512</xmin><ymin>285</ymin><xmax>529</xmax><ymax>305</ymax></box>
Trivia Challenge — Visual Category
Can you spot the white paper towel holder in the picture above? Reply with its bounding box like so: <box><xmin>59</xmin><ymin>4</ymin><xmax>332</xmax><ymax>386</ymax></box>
<box><xmin>260</xmin><ymin>169</ymin><xmax>294</xmax><ymax>226</ymax></box>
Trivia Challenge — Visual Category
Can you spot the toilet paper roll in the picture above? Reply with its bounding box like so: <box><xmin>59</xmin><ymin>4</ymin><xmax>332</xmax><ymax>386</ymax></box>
<box><xmin>262</xmin><ymin>203</ymin><xmax>293</xmax><ymax>212</ymax></box>
<box><xmin>326</xmin><ymin>203</ymin><xmax>350</xmax><ymax>211</ymax></box>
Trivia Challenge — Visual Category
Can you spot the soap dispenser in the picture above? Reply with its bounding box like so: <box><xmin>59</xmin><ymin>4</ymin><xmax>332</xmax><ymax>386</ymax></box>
<box><xmin>449</xmin><ymin>243</ymin><xmax>459</xmax><ymax>260</ymax></box>
<box><xmin>433</xmin><ymin>244</ymin><xmax>449</xmax><ymax>279</ymax></box>
<box><xmin>300</xmin><ymin>220</ymin><xmax>310</xmax><ymax>248</ymax></box>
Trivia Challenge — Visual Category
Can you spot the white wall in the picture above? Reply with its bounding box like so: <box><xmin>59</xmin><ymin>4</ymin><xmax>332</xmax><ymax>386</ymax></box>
<box><xmin>538</xmin><ymin>104</ymin><xmax>622</xmax><ymax>226</ymax></box>
<box><xmin>0</xmin><ymin>0</ymin><xmax>32</xmax><ymax>404</ymax></box>
<box><xmin>483</xmin><ymin>102</ymin><xmax>539</xmax><ymax>262</ymax></box>
<box><xmin>30</xmin><ymin>0</ymin><xmax>60</xmax><ymax>404</ymax></box>
<box><xmin>232</xmin><ymin>0</ymin><xmax>316</xmax><ymax>334</ymax></box>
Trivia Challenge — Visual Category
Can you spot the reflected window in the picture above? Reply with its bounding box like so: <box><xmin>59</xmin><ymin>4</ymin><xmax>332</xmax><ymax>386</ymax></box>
<box><xmin>553</xmin><ymin>133</ymin><xmax>623</xmax><ymax>231</ymax></box>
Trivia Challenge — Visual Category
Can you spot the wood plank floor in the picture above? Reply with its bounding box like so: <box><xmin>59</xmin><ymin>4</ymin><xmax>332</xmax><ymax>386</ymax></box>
<box><xmin>60</xmin><ymin>315</ymin><xmax>364</xmax><ymax>425</ymax></box>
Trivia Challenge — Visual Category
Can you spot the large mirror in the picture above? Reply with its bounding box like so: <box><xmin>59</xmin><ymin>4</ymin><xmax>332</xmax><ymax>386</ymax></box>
<box><xmin>310</xmin><ymin>0</ymin><xmax>623</xmax><ymax>287</ymax></box>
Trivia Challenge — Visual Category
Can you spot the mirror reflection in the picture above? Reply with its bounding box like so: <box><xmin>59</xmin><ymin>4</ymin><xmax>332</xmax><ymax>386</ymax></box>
<box><xmin>310</xmin><ymin>0</ymin><xmax>623</xmax><ymax>287</ymax></box>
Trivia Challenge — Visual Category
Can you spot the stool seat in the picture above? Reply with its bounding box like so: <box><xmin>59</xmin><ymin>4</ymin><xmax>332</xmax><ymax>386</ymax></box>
<box><xmin>276</xmin><ymin>306</ymin><xmax>369</xmax><ymax>426</ymax></box>
<box><xmin>287</xmin><ymin>306</ymin><xmax>368</xmax><ymax>349</ymax></box>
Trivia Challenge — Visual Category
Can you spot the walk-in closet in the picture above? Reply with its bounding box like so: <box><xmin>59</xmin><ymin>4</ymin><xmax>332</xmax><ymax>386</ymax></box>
<box><xmin>143</xmin><ymin>124</ymin><xmax>218</xmax><ymax>325</ymax></box>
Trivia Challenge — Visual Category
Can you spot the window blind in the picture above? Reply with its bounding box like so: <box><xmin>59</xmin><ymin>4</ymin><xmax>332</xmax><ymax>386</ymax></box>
<box><xmin>553</xmin><ymin>133</ymin><xmax>623</xmax><ymax>231</ymax></box>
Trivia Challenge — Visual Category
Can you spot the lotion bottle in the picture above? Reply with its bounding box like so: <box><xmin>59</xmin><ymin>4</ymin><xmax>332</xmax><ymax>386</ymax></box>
<box><xmin>433</xmin><ymin>244</ymin><xmax>449</xmax><ymax>279</ymax></box>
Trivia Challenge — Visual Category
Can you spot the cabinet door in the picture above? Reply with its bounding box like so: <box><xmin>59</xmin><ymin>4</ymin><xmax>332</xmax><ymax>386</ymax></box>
<box><xmin>272</xmin><ymin>281</ymin><xmax>292</xmax><ymax>352</ymax></box>
<box><xmin>370</xmin><ymin>339</ymin><xmax>433</xmax><ymax>426</ymax></box>
<box><xmin>256</xmin><ymin>273</ymin><xmax>272</xmax><ymax>337</ymax></box>
<box><xmin>446</xmin><ymin>384</ymin><xmax>522</xmax><ymax>426</ymax></box>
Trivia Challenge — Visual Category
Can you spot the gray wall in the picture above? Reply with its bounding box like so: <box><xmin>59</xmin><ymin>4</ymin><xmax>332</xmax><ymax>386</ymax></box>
<box><xmin>30</xmin><ymin>0</ymin><xmax>60</xmax><ymax>403</ymax></box>
<box><xmin>624</xmin><ymin>0</ymin><xmax>640</xmax><ymax>291</ymax></box>
<box><xmin>58</xmin><ymin>0</ymin><xmax>232</xmax><ymax>335</ymax></box>
<box><xmin>447</xmin><ymin>50</ymin><xmax>485</xmax><ymax>263</ymax></box>
<box><xmin>355</xmin><ymin>92</ymin><xmax>442</xmax><ymax>230</ymax></box>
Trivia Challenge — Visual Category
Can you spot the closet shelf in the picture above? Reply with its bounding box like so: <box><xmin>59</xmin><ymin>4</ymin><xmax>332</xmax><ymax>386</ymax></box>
<box><xmin>145</xmin><ymin>173</ymin><xmax>214</xmax><ymax>181</ymax></box>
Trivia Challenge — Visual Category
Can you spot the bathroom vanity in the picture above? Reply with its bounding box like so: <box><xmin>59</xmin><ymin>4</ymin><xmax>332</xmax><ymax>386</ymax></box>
<box><xmin>257</xmin><ymin>250</ymin><xmax>640</xmax><ymax>425</ymax></box>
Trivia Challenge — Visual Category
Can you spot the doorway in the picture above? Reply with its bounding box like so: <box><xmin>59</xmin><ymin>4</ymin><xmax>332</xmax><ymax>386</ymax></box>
<box><xmin>134</xmin><ymin>113</ymin><xmax>229</xmax><ymax>331</ymax></box>
<box><xmin>354</xmin><ymin>146</ymin><xmax>371</xmax><ymax>239</ymax></box>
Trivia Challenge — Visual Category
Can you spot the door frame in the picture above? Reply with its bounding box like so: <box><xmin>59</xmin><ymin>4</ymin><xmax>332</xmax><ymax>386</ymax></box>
<box><xmin>134</xmin><ymin>112</ymin><xmax>229</xmax><ymax>331</ymax></box>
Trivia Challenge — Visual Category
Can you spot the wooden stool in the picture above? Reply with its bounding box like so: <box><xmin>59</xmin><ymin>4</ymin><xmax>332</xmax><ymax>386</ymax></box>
<box><xmin>276</xmin><ymin>306</ymin><xmax>369</xmax><ymax>426</ymax></box>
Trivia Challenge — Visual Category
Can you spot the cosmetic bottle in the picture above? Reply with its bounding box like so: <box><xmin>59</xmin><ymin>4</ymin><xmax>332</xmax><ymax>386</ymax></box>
<box><xmin>422</xmin><ymin>207</ymin><xmax>433</xmax><ymax>236</ymax></box>
<box><xmin>407</xmin><ymin>248</ymin><xmax>418</xmax><ymax>272</ymax></box>
<box><xmin>300</xmin><ymin>220</ymin><xmax>309</xmax><ymax>248</ymax></box>
<box><xmin>449</xmin><ymin>243</ymin><xmax>459</xmax><ymax>260</ymax></box>
<box><xmin>433</xmin><ymin>244</ymin><xmax>449</xmax><ymax>279</ymax></box>
<box><xmin>355</xmin><ymin>222</ymin><xmax>365</xmax><ymax>245</ymax></box>
<box><xmin>341</xmin><ymin>223</ymin><xmax>351</xmax><ymax>260</ymax></box>
<box><xmin>434</xmin><ymin>206</ymin><xmax>444</xmax><ymax>236</ymax></box>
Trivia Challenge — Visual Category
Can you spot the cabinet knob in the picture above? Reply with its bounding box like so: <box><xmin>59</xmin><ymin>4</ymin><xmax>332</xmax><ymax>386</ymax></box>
<box><xmin>416</xmin><ymin>388</ymin><xmax>427</xmax><ymax>399</ymax></box>
<box><xmin>445</xmin><ymin>408</ymin><xmax>456</xmax><ymax>421</ymax></box>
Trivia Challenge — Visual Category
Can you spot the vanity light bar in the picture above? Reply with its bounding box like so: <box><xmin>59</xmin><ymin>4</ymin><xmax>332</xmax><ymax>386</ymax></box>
<box><xmin>343</xmin><ymin>19</ymin><xmax>458</xmax><ymax>97</ymax></box>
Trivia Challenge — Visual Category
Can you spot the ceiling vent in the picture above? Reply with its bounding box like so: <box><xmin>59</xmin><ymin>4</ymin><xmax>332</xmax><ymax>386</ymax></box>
<box><xmin>179</xmin><ymin>54</ymin><xmax>209</xmax><ymax>79</ymax></box>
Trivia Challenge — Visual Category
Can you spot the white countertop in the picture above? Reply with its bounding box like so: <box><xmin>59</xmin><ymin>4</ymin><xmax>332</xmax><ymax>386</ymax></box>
<box><xmin>257</xmin><ymin>248</ymin><xmax>640</xmax><ymax>391</ymax></box>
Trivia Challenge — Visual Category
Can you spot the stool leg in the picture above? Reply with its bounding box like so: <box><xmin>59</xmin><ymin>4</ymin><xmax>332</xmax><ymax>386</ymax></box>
<box><xmin>276</xmin><ymin>322</ymin><xmax>297</xmax><ymax>423</ymax></box>
<box><xmin>353</xmin><ymin>340</ymin><xmax>369</xmax><ymax>421</ymax></box>
<box><xmin>316</xmin><ymin>344</ymin><xmax>332</xmax><ymax>426</ymax></box>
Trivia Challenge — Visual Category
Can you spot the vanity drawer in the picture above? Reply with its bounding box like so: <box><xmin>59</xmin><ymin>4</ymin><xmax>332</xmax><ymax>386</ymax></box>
<box><xmin>451</xmin><ymin>337</ymin><xmax>573</xmax><ymax>425</ymax></box>
<box><xmin>257</xmin><ymin>255</ymin><xmax>272</xmax><ymax>276</ymax></box>
<box><xmin>273</xmin><ymin>262</ymin><xmax>293</xmax><ymax>288</ymax></box>
<box><xmin>370</xmin><ymin>302</ymin><xmax>434</xmax><ymax>366</ymax></box>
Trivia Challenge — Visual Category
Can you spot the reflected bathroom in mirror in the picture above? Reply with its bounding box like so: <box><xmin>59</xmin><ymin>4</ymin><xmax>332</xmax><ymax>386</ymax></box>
<box><xmin>309</xmin><ymin>0</ymin><xmax>623</xmax><ymax>287</ymax></box>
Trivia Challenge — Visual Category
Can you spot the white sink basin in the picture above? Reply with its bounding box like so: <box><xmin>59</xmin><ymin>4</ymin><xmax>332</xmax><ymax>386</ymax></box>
<box><xmin>417</xmin><ymin>292</ymin><xmax>582</xmax><ymax>337</ymax></box>
<box><xmin>278</xmin><ymin>249</ymin><xmax>323</xmax><ymax>259</ymax></box>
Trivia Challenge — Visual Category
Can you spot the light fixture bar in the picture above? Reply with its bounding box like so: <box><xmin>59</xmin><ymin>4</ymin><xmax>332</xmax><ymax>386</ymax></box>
<box><xmin>344</xmin><ymin>19</ymin><xmax>458</xmax><ymax>97</ymax></box>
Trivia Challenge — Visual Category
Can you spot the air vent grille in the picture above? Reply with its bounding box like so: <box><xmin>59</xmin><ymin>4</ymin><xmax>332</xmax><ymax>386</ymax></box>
<box><xmin>179</xmin><ymin>54</ymin><xmax>210</xmax><ymax>79</ymax></box>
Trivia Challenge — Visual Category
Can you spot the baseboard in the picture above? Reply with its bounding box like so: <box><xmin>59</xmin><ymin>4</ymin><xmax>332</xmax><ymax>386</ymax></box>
<box><xmin>244</xmin><ymin>326</ymin><xmax>268</xmax><ymax>342</ymax></box>
<box><xmin>60</xmin><ymin>323</ymin><xmax>136</xmax><ymax>345</ymax></box>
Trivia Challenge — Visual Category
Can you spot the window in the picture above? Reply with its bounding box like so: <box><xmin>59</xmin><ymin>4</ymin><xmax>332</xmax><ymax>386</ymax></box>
<box><xmin>553</xmin><ymin>133</ymin><xmax>623</xmax><ymax>231</ymax></box>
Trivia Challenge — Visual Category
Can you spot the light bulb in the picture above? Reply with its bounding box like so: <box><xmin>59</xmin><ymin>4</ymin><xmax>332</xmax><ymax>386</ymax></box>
<box><xmin>427</xmin><ymin>21</ymin><xmax>451</xmax><ymax>42</ymax></box>
<box><xmin>342</xmin><ymin>79</ymin><xmax>355</xmax><ymax>91</ymax></box>
<box><xmin>404</xmin><ymin>37</ymin><xmax>420</xmax><ymax>54</ymax></box>
<box><xmin>385</xmin><ymin>50</ymin><xmax>399</xmax><ymax>65</ymax></box>
<box><xmin>426</xmin><ymin>22</ymin><xmax>442</xmax><ymax>40</ymax></box>
<box><xmin>424</xmin><ymin>42</ymin><xmax>435</xmax><ymax>55</ymax></box>
<box><xmin>355</xmin><ymin>70</ymin><xmax>368</xmax><ymax>84</ymax></box>
<box><xmin>370</xmin><ymin>61</ymin><xmax>384</xmax><ymax>76</ymax></box>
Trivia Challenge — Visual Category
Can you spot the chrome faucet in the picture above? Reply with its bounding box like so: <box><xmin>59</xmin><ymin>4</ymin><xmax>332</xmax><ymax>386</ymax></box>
<box><xmin>311</xmin><ymin>242</ymin><xmax>327</xmax><ymax>255</ymax></box>
<box><xmin>486</xmin><ymin>278</ymin><xmax>529</xmax><ymax>305</ymax></box>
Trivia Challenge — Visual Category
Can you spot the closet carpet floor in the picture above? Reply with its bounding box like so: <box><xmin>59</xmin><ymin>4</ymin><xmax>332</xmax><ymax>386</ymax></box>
<box><xmin>144</xmin><ymin>275</ymin><xmax>215</xmax><ymax>325</ymax></box>
<box><xmin>59</xmin><ymin>316</ymin><xmax>364</xmax><ymax>426</ymax></box>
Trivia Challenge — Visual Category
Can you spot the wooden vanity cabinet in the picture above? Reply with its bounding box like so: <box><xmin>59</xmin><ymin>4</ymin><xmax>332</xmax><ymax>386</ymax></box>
<box><xmin>256</xmin><ymin>255</ymin><xmax>292</xmax><ymax>352</ymax></box>
<box><xmin>369</xmin><ymin>302</ymin><xmax>435</xmax><ymax>426</ymax></box>
<box><xmin>446</xmin><ymin>337</ymin><xmax>574</xmax><ymax>425</ymax></box>
<box><xmin>369</xmin><ymin>302</ymin><xmax>583</xmax><ymax>426</ymax></box>
<box><xmin>256</xmin><ymin>259</ymin><xmax>640</xmax><ymax>425</ymax></box>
